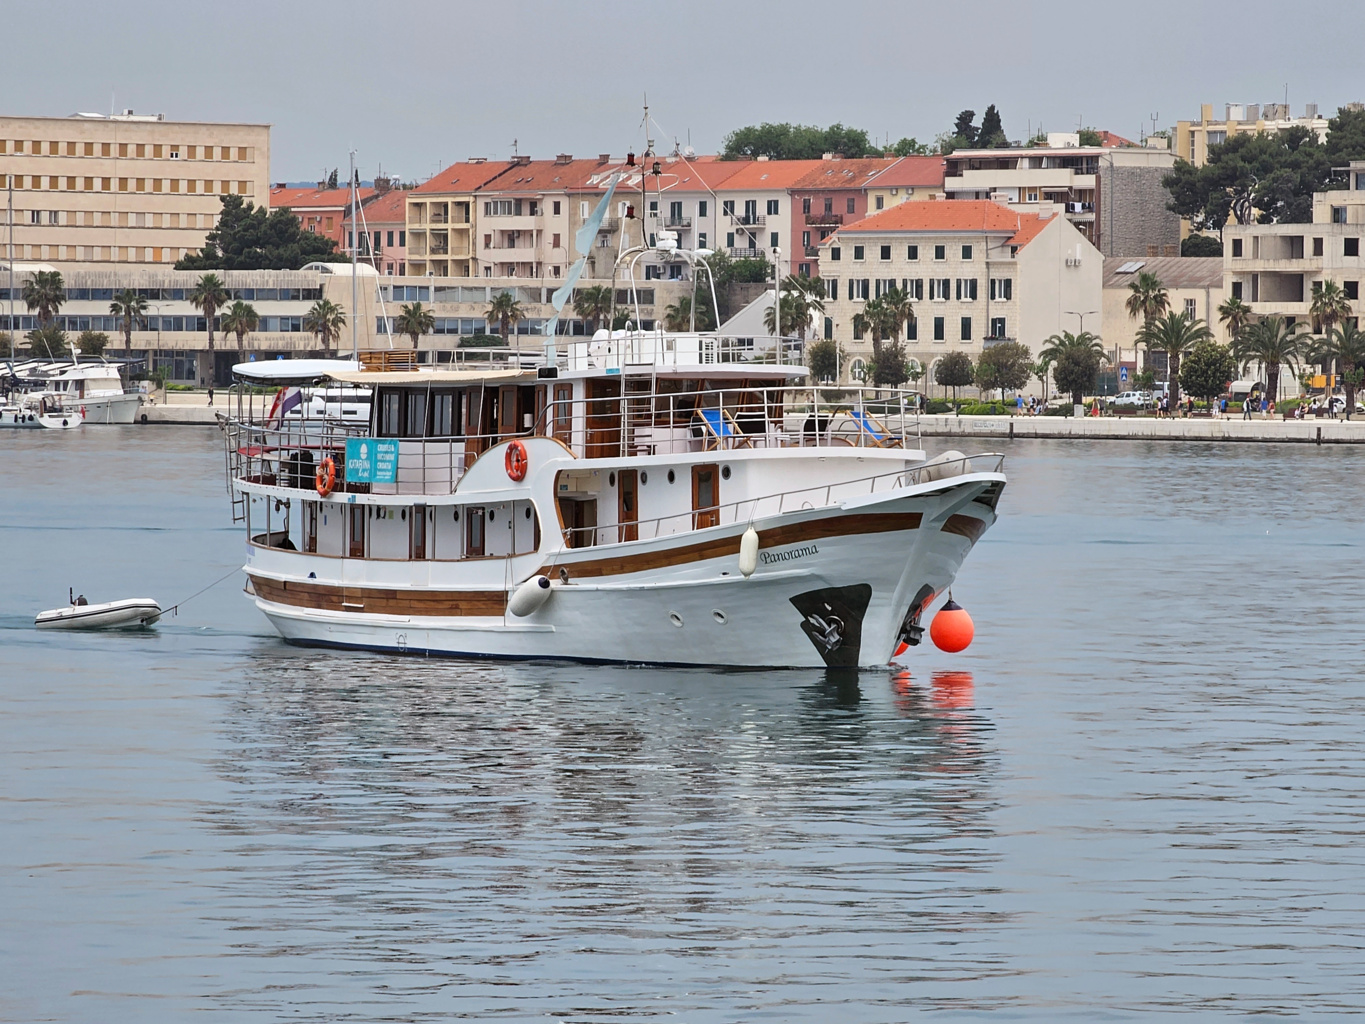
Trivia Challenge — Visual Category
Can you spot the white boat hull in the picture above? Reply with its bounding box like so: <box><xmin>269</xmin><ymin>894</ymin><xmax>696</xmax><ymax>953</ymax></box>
<box><xmin>35</xmin><ymin>598</ymin><xmax>162</xmax><ymax>630</ymax></box>
<box><xmin>245</xmin><ymin>476</ymin><xmax>999</xmax><ymax>668</ymax></box>
<box><xmin>0</xmin><ymin>407</ymin><xmax>83</xmax><ymax>429</ymax></box>
<box><xmin>59</xmin><ymin>392</ymin><xmax>142</xmax><ymax>425</ymax></box>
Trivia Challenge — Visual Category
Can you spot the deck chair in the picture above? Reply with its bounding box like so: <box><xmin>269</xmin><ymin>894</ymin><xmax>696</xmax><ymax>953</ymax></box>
<box><xmin>692</xmin><ymin>407</ymin><xmax>755</xmax><ymax>451</ymax></box>
<box><xmin>842</xmin><ymin>408</ymin><xmax>904</xmax><ymax>448</ymax></box>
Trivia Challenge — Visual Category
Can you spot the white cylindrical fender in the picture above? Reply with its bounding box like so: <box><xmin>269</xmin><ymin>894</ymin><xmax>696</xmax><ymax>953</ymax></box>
<box><xmin>738</xmin><ymin>526</ymin><xmax>759</xmax><ymax>578</ymax></box>
<box><xmin>508</xmin><ymin>574</ymin><xmax>554</xmax><ymax>617</ymax></box>
<box><xmin>921</xmin><ymin>450</ymin><xmax>970</xmax><ymax>482</ymax></box>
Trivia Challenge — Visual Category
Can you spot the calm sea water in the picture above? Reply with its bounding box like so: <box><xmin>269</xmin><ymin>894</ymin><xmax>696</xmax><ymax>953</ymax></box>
<box><xmin>3</xmin><ymin>428</ymin><xmax>1365</xmax><ymax>1022</ymax></box>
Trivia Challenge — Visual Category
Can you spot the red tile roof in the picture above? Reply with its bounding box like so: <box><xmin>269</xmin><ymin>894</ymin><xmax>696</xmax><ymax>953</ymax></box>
<box><xmin>346</xmin><ymin>189</ymin><xmax>408</xmax><ymax>225</ymax></box>
<box><xmin>830</xmin><ymin>199</ymin><xmax>1051</xmax><ymax>249</ymax></box>
<box><xmin>485</xmin><ymin>158</ymin><xmax>628</xmax><ymax>194</ymax></box>
<box><xmin>1096</xmin><ymin>130</ymin><xmax>1137</xmax><ymax>148</ymax></box>
<box><xmin>710</xmin><ymin>158</ymin><xmax>826</xmax><ymax>191</ymax></box>
<box><xmin>1006</xmin><ymin>214</ymin><xmax>1051</xmax><ymax>248</ymax></box>
<box><xmin>866</xmin><ymin>155</ymin><xmax>947</xmax><ymax>189</ymax></box>
<box><xmin>411</xmin><ymin>160</ymin><xmax>515</xmax><ymax>195</ymax></box>
<box><xmin>789</xmin><ymin>158</ymin><xmax>898</xmax><ymax>191</ymax></box>
<box><xmin>269</xmin><ymin>185</ymin><xmax>375</xmax><ymax>210</ymax></box>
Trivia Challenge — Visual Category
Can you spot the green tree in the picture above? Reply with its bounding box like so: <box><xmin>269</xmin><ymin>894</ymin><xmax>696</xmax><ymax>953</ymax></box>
<box><xmin>1324</xmin><ymin>105</ymin><xmax>1365</xmax><ymax>168</ymax></box>
<box><xmin>666</xmin><ymin>293</ymin><xmax>717</xmax><ymax>332</ymax></box>
<box><xmin>1078</xmin><ymin>127</ymin><xmax>1103</xmax><ymax>147</ymax></box>
<box><xmin>75</xmin><ymin>330</ymin><xmax>110</xmax><ymax>356</ymax></box>
<box><xmin>395</xmin><ymin>301</ymin><xmax>436</xmax><ymax>350</ymax></box>
<box><xmin>805</xmin><ymin>338</ymin><xmax>840</xmax><ymax>382</ymax></box>
<box><xmin>977</xmin><ymin>104</ymin><xmax>1007</xmax><ymax>148</ymax></box>
<box><xmin>952</xmin><ymin>110</ymin><xmax>978</xmax><ymax>147</ymax></box>
<box><xmin>1137</xmin><ymin>312</ymin><xmax>1214</xmax><ymax>408</ymax></box>
<box><xmin>1040</xmin><ymin>331</ymin><xmax>1107</xmax><ymax>407</ymax></box>
<box><xmin>188</xmin><ymin>273</ymin><xmax>229</xmax><ymax>355</ymax></box>
<box><xmin>0</xmin><ymin>331</ymin><xmax>12</xmax><ymax>358</ymax></box>
<box><xmin>303</xmin><ymin>298</ymin><xmax>347</xmax><ymax>355</ymax></box>
<box><xmin>1031</xmin><ymin>360</ymin><xmax>1052</xmax><ymax>403</ymax></box>
<box><xmin>1217</xmin><ymin>296</ymin><xmax>1254</xmax><ymax>342</ymax></box>
<box><xmin>176</xmin><ymin>194</ymin><xmax>350</xmax><ymax>271</ymax></box>
<box><xmin>109</xmin><ymin>288</ymin><xmax>148</xmax><ymax>354</ymax></box>
<box><xmin>1232</xmin><ymin>314</ymin><xmax>1305</xmax><ymax>405</ymax></box>
<box><xmin>973</xmin><ymin>341</ymin><xmax>1032</xmax><ymax>395</ymax></box>
<box><xmin>21</xmin><ymin>270</ymin><xmax>66</xmax><ymax>326</ymax></box>
<box><xmin>720</xmin><ymin>122</ymin><xmax>877</xmax><ymax>160</ymax></box>
<box><xmin>486</xmin><ymin>291</ymin><xmax>525</xmax><ymax>352</ymax></box>
<box><xmin>572</xmin><ymin>284</ymin><xmax>613</xmax><ymax>335</ymax></box>
<box><xmin>220</xmin><ymin>300</ymin><xmax>259</xmax><ymax>354</ymax></box>
<box><xmin>1178</xmin><ymin>340</ymin><xmax>1237</xmax><ymax>401</ymax></box>
<box><xmin>892</xmin><ymin>137</ymin><xmax>929</xmax><ymax>156</ymax></box>
<box><xmin>934</xmin><ymin>350</ymin><xmax>974</xmax><ymax>402</ymax></box>
<box><xmin>1181</xmin><ymin>234</ymin><xmax>1223</xmax><ymax>257</ymax></box>
<box><xmin>869</xmin><ymin>341</ymin><xmax>910</xmax><ymax>388</ymax></box>
<box><xmin>1310</xmin><ymin>321</ymin><xmax>1365</xmax><ymax>416</ymax></box>
<box><xmin>1125</xmin><ymin>271</ymin><xmax>1170</xmax><ymax>325</ymax></box>
<box><xmin>28</xmin><ymin>324</ymin><xmax>69</xmax><ymax>359</ymax></box>
<box><xmin>1309</xmin><ymin>278</ymin><xmax>1352</xmax><ymax>334</ymax></box>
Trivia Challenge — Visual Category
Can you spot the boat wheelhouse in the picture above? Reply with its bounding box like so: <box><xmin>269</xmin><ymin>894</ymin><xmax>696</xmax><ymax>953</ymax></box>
<box><xmin>225</xmin><ymin>328</ymin><xmax>1004</xmax><ymax>669</ymax></box>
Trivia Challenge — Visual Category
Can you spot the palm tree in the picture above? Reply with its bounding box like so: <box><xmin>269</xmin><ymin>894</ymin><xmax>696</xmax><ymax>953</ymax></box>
<box><xmin>1137</xmin><ymin>312</ymin><xmax>1213</xmax><ymax>408</ymax></box>
<box><xmin>1217</xmin><ymin>296</ymin><xmax>1254</xmax><ymax>343</ymax></box>
<box><xmin>395</xmin><ymin>301</ymin><xmax>436</xmax><ymax>350</ymax></box>
<box><xmin>303</xmin><ymin>298</ymin><xmax>347</xmax><ymax>355</ymax></box>
<box><xmin>22</xmin><ymin>270</ymin><xmax>66</xmax><ymax>327</ymax></box>
<box><xmin>109</xmin><ymin>288</ymin><xmax>148</xmax><ymax>354</ymax></box>
<box><xmin>763</xmin><ymin>280</ymin><xmax>809</xmax><ymax>339</ymax></box>
<box><xmin>1309</xmin><ymin>278</ymin><xmax>1352</xmax><ymax>336</ymax></box>
<box><xmin>486</xmin><ymin>291</ymin><xmax>525</xmax><ymax>356</ymax></box>
<box><xmin>220</xmin><ymin>301</ymin><xmax>259</xmax><ymax>354</ymax></box>
<box><xmin>666</xmin><ymin>295</ymin><xmax>716</xmax><ymax>333</ymax></box>
<box><xmin>188</xmin><ymin>273</ymin><xmax>229</xmax><ymax>353</ymax></box>
<box><xmin>1040</xmin><ymin>330</ymin><xmax>1107</xmax><ymax>407</ymax></box>
<box><xmin>572</xmin><ymin>285</ymin><xmax>613</xmax><ymax>336</ymax></box>
<box><xmin>1232</xmin><ymin>315</ymin><xmax>1305</xmax><ymax>407</ymax></box>
<box><xmin>878</xmin><ymin>284</ymin><xmax>915</xmax><ymax>345</ymax></box>
<box><xmin>1125</xmin><ymin>271</ymin><xmax>1169</xmax><ymax>374</ymax></box>
<box><xmin>1309</xmin><ymin>321</ymin><xmax>1365</xmax><ymax>417</ymax></box>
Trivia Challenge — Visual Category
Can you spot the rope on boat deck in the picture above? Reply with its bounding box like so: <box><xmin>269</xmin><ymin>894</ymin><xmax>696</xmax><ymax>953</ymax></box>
<box><xmin>167</xmin><ymin>567</ymin><xmax>242</xmax><ymax>617</ymax></box>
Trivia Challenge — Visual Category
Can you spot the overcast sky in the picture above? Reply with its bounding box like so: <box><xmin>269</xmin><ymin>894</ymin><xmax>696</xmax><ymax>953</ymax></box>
<box><xmin>5</xmin><ymin>0</ymin><xmax>1365</xmax><ymax>183</ymax></box>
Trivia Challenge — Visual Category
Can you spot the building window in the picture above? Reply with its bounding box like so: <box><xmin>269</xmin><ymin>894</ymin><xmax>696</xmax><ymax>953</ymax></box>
<box><xmin>552</xmin><ymin>233</ymin><xmax>561</xmax><ymax>248</ymax></box>
<box><xmin>1314</xmin><ymin>237</ymin><xmax>1324</xmax><ymax>256</ymax></box>
<box><xmin>846</xmin><ymin>197</ymin><xmax>856</xmax><ymax>214</ymax></box>
<box><xmin>766</xmin><ymin>199</ymin><xmax>779</xmax><ymax>215</ymax></box>
<box><xmin>699</xmin><ymin>200</ymin><xmax>708</xmax><ymax>217</ymax></box>
<box><xmin>1333</xmin><ymin>206</ymin><xmax>1347</xmax><ymax>224</ymax></box>
<box><xmin>955</xmin><ymin>278</ymin><xmax>978</xmax><ymax>301</ymax></box>
<box><xmin>1231</xmin><ymin>238</ymin><xmax>1243</xmax><ymax>257</ymax></box>
<box><xmin>823</xmin><ymin>198</ymin><xmax>833</xmax><ymax>214</ymax></box>
<box><xmin>934</xmin><ymin>244</ymin><xmax>946</xmax><ymax>261</ymax></box>
<box><xmin>933</xmin><ymin>316</ymin><xmax>945</xmax><ymax>341</ymax></box>
<box><xmin>399</xmin><ymin>230</ymin><xmax>406</xmax><ymax>247</ymax></box>
<box><xmin>1346</xmin><ymin>281</ymin><xmax>1360</xmax><ymax>300</ymax></box>
<box><xmin>802</xmin><ymin>197</ymin><xmax>811</xmax><ymax>214</ymax></box>
<box><xmin>386</xmin><ymin>230</ymin><xmax>394</xmax><ymax>247</ymax></box>
<box><xmin>770</xmin><ymin>232</ymin><xmax>779</xmax><ymax>248</ymax></box>
<box><xmin>854</xmin><ymin>279</ymin><xmax>869</xmax><ymax>300</ymax></box>
<box><xmin>830</xmin><ymin>247</ymin><xmax>841</xmax><ymax>261</ymax></box>
<box><xmin>802</xmin><ymin>231</ymin><xmax>811</xmax><ymax>247</ymax></box>
<box><xmin>990</xmin><ymin>278</ymin><xmax>1012</xmax><ymax>300</ymax></box>
<box><xmin>726</xmin><ymin>232</ymin><xmax>735</xmax><ymax>247</ymax></box>
<box><xmin>875</xmin><ymin>195</ymin><xmax>884</xmax><ymax>210</ymax></box>
<box><xmin>698</xmin><ymin>232</ymin><xmax>706</xmax><ymax>249</ymax></box>
<box><xmin>929</xmin><ymin>278</ymin><xmax>949</xmax><ymax>301</ymax></box>
<box><xmin>906</xmin><ymin>317</ymin><xmax>917</xmax><ymax>340</ymax></box>
<box><xmin>824</xmin><ymin>316</ymin><xmax>833</xmax><ymax>340</ymax></box>
<box><xmin>960</xmin><ymin>316</ymin><xmax>972</xmax><ymax>341</ymax></box>
<box><xmin>990</xmin><ymin>316</ymin><xmax>1006</xmax><ymax>338</ymax></box>
<box><xmin>907</xmin><ymin>278</ymin><xmax>924</xmax><ymax>300</ymax></box>
<box><xmin>907</xmin><ymin>245</ymin><xmax>918</xmax><ymax>261</ymax></box>
<box><xmin>852</xmin><ymin>318</ymin><xmax>862</xmax><ymax>340</ymax></box>
<box><xmin>552</xmin><ymin>200</ymin><xmax>561</xmax><ymax>216</ymax></box>
<box><xmin>722</xmin><ymin>200</ymin><xmax>735</xmax><ymax>216</ymax></box>
<box><xmin>826</xmin><ymin>278</ymin><xmax>839</xmax><ymax>300</ymax></box>
<box><xmin>1347</xmin><ymin>238</ymin><xmax>1360</xmax><ymax>257</ymax></box>
<box><xmin>799</xmin><ymin>263</ymin><xmax>810</xmax><ymax>277</ymax></box>
<box><xmin>961</xmin><ymin>244</ymin><xmax>973</xmax><ymax>260</ymax></box>
<box><xmin>1184</xmin><ymin>298</ymin><xmax>1197</xmax><ymax>319</ymax></box>
<box><xmin>1231</xmin><ymin>280</ymin><xmax>1243</xmax><ymax>300</ymax></box>
<box><xmin>879</xmin><ymin>245</ymin><xmax>891</xmax><ymax>261</ymax></box>
<box><xmin>853</xmin><ymin>245</ymin><xmax>865</xmax><ymax>261</ymax></box>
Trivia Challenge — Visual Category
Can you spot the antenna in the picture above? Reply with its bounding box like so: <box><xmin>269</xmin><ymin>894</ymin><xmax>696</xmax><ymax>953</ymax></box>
<box><xmin>1150</xmin><ymin>112</ymin><xmax>1160</xmax><ymax>136</ymax></box>
<box><xmin>510</xmin><ymin>138</ymin><xmax>518</xmax><ymax>157</ymax></box>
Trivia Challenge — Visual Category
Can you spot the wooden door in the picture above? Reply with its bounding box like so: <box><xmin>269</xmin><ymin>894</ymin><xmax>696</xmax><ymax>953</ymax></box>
<box><xmin>618</xmin><ymin>470</ymin><xmax>638</xmax><ymax>542</ymax></box>
<box><xmin>410</xmin><ymin>505</ymin><xmax>427</xmax><ymax>560</ymax></box>
<box><xmin>464</xmin><ymin>387</ymin><xmax>486</xmax><ymax>461</ymax></box>
<box><xmin>304</xmin><ymin>501</ymin><xmax>318</xmax><ymax>553</ymax></box>
<box><xmin>692</xmin><ymin>464</ymin><xmax>719</xmax><ymax>529</ymax></box>
<box><xmin>586</xmin><ymin>378</ymin><xmax>622</xmax><ymax>458</ymax></box>
<box><xmin>466</xmin><ymin>506</ymin><xmax>485</xmax><ymax>557</ymax></box>
<box><xmin>534</xmin><ymin>384</ymin><xmax>548</xmax><ymax>435</ymax></box>
<box><xmin>498</xmin><ymin>385</ymin><xmax>519</xmax><ymax>438</ymax></box>
<box><xmin>347</xmin><ymin>504</ymin><xmax>366</xmax><ymax>557</ymax></box>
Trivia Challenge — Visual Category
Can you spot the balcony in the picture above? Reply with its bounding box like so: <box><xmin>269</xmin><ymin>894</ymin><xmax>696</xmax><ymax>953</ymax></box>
<box><xmin>664</xmin><ymin>216</ymin><xmax>692</xmax><ymax>229</ymax></box>
<box><xmin>805</xmin><ymin>212</ymin><xmax>843</xmax><ymax>226</ymax></box>
<box><xmin>727</xmin><ymin>247</ymin><xmax>763</xmax><ymax>259</ymax></box>
<box><xmin>729</xmin><ymin>213</ymin><xmax>766</xmax><ymax>227</ymax></box>
<box><xmin>804</xmin><ymin>246</ymin><xmax>819</xmax><ymax>258</ymax></box>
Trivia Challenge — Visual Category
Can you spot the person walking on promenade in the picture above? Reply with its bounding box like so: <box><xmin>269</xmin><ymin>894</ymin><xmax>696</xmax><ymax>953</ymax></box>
<box><xmin>1259</xmin><ymin>395</ymin><xmax>1268</xmax><ymax>419</ymax></box>
<box><xmin>1220</xmin><ymin>396</ymin><xmax>1228</xmax><ymax>418</ymax></box>
<box><xmin>207</xmin><ymin>387</ymin><xmax>214</xmax><ymax>406</ymax></box>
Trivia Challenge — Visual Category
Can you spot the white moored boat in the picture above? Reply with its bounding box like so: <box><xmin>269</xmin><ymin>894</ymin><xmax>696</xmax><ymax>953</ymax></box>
<box><xmin>4</xmin><ymin>358</ymin><xmax>144</xmax><ymax>424</ymax></box>
<box><xmin>35</xmin><ymin>595</ymin><xmax>162</xmax><ymax>629</ymax></box>
<box><xmin>1</xmin><ymin>392</ymin><xmax>84</xmax><ymax>429</ymax></box>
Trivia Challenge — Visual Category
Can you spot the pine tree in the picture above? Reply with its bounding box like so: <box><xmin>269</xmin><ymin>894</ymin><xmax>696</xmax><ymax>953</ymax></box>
<box><xmin>952</xmin><ymin>110</ymin><xmax>978</xmax><ymax>147</ymax></box>
<box><xmin>978</xmin><ymin>105</ymin><xmax>1006</xmax><ymax>148</ymax></box>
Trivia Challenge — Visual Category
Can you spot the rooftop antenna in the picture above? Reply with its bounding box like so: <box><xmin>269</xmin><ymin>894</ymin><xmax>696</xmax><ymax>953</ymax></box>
<box><xmin>510</xmin><ymin>138</ymin><xmax>518</xmax><ymax>157</ymax></box>
<box><xmin>1150</xmin><ymin>112</ymin><xmax>1159</xmax><ymax>136</ymax></box>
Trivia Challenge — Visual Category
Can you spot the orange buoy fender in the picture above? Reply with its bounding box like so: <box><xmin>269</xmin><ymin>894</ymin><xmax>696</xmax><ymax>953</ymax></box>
<box><xmin>315</xmin><ymin>456</ymin><xmax>336</xmax><ymax>497</ymax></box>
<box><xmin>929</xmin><ymin>599</ymin><xmax>974</xmax><ymax>653</ymax></box>
<box><xmin>505</xmin><ymin>440</ymin><xmax>528</xmax><ymax>482</ymax></box>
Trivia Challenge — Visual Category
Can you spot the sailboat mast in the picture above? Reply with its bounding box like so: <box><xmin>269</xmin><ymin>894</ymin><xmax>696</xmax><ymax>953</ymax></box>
<box><xmin>350</xmin><ymin>150</ymin><xmax>358</xmax><ymax>360</ymax></box>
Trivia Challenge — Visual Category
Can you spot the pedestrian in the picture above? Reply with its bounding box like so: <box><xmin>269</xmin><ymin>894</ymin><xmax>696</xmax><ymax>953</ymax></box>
<box><xmin>1220</xmin><ymin>396</ymin><xmax>1228</xmax><ymax>418</ymax></box>
<box><xmin>1242</xmin><ymin>397</ymin><xmax>1253</xmax><ymax>420</ymax></box>
<box><xmin>1260</xmin><ymin>395</ymin><xmax>1268</xmax><ymax>419</ymax></box>
<box><xmin>1268</xmin><ymin>399</ymin><xmax>1276</xmax><ymax>418</ymax></box>
<box><xmin>207</xmin><ymin>387</ymin><xmax>214</xmax><ymax>406</ymax></box>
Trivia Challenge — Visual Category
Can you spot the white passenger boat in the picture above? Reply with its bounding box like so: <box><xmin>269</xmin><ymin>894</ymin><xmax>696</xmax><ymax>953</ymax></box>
<box><xmin>0</xmin><ymin>392</ymin><xmax>83</xmax><ymax>429</ymax></box>
<box><xmin>35</xmin><ymin>595</ymin><xmax>162</xmax><ymax>629</ymax></box>
<box><xmin>4</xmin><ymin>358</ymin><xmax>143</xmax><ymax>424</ymax></box>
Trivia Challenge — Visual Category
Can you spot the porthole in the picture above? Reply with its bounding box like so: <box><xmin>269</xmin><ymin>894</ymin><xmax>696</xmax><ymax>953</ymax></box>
<box><xmin>609</xmin><ymin>471</ymin><xmax>617</xmax><ymax>487</ymax></box>
<box><xmin>453</xmin><ymin>508</ymin><xmax>460</xmax><ymax>521</ymax></box>
<box><xmin>667</xmin><ymin>469</ymin><xmax>676</xmax><ymax>484</ymax></box>
<box><xmin>524</xmin><ymin>506</ymin><xmax>532</xmax><ymax>519</ymax></box>
<box><xmin>401</xmin><ymin>509</ymin><xmax>407</xmax><ymax>521</ymax></box>
<box><xmin>640</xmin><ymin>471</ymin><xmax>648</xmax><ymax>485</ymax></box>
<box><xmin>721</xmin><ymin>465</ymin><xmax>731</xmax><ymax>480</ymax></box>
<box><xmin>489</xmin><ymin>509</ymin><xmax>496</xmax><ymax>521</ymax></box>
<box><xmin>668</xmin><ymin>611</ymin><xmax>684</xmax><ymax>628</ymax></box>
<box><xmin>711</xmin><ymin>609</ymin><xmax>728</xmax><ymax>625</ymax></box>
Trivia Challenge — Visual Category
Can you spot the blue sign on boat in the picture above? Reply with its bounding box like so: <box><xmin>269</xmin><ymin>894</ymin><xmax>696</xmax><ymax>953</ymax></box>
<box><xmin>345</xmin><ymin>438</ymin><xmax>398</xmax><ymax>484</ymax></box>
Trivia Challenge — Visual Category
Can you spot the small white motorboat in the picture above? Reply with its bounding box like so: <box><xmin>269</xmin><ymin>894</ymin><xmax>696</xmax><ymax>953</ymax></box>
<box><xmin>1</xmin><ymin>394</ymin><xmax>84</xmax><ymax>430</ymax></box>
<box><xmin>35</xmin><ymin>592</ymin><xmax>162</xmax><ymax>630</ymax></box>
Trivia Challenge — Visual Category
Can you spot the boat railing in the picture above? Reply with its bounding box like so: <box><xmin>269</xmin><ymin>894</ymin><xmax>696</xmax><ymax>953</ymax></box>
<box><xmin>560</xmin><ymin>453</ymin><xmax>1004</xmax><ymax>548</ymax></box>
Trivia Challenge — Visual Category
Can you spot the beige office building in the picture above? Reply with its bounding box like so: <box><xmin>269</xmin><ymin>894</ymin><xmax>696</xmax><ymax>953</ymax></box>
<box><xmin>1174</xmin><ymin>102</ymin><xmax>1332</xmax><ymax>167</ymax></box>
<box><xmin>0</xmin><ymin>111</ymin><xmax>269</xmax><ymax>266</ymax></box>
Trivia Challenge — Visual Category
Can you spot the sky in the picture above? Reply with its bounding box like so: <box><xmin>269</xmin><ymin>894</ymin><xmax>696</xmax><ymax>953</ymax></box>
<box><xmin>5</xmin><ymin>0</ymin><xmax>1365</xmax><ymax>184</ymax></box>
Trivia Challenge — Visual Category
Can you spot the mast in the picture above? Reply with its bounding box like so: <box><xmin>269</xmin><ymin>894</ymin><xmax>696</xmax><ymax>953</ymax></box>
<box><xmin>349</xmin><ymin>150</ymin><xmax>358</xmax><ymax>359</ymax></box>
<box><xmin>7</xmin><ymin>174</ymin><xmax>12</xmax><ymax>354</ymax></box>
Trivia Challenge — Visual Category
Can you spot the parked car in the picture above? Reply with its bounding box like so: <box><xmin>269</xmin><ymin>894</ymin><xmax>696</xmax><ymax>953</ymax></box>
<box><xmin>1109</xmin><ymin>390</ymin><xmax>1154</xmax><ymax>409</ymax></box>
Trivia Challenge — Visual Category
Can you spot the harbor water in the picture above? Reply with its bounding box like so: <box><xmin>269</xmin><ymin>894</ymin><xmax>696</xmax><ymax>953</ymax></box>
<box><xmin>3</xmin><ymin>429</ymin><xmax>1364</xmax><ymax>1021</ymax></box>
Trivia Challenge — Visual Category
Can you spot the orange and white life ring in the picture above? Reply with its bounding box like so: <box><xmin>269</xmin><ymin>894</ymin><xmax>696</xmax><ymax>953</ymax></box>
<box><xmin>315</xmin><ymin>456</ymin><xmax>336</xmax><ymax>497</ymax></box>
<box><xmin>505</xmin><ymin>440</ymin><xmax>528</xmax><ymax>482</ymax></box>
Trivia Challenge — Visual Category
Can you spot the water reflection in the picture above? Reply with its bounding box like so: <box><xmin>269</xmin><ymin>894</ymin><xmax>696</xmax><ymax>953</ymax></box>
<box><xmin>199</xmin><ymin>647</ymin><xmax>1008</xmax><ymax>1017</ymax></box>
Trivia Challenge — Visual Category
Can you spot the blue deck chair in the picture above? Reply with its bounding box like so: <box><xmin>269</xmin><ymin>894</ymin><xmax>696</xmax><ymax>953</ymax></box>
<box><xmin>693</xmin><ymin>407</ymin><xmax>755</xmax><ymax>451</ymax></box>
<box><xmin>844</xmin><ymin>408</ymin><xmax>903</xmax><ymax>448</ymax></box>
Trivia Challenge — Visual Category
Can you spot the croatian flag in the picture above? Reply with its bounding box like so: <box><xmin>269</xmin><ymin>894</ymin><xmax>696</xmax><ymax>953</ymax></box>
<box><xmin>267</xmin><ymin>386</ymin><xmax>303</xmax><ymax>426</ymax></box>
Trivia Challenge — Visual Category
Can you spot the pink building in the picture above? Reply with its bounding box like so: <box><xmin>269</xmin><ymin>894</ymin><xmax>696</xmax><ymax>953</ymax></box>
<box><xmin>344</xmin><ymin>188</ymin><xmax>409</xmax><ymax>274</ymax></box>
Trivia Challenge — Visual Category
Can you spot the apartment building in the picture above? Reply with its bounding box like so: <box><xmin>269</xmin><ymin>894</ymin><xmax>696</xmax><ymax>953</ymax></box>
<box><xmin>943</xmin><ymin>136</ymin><xmax>1177</xmax><ymax>257</ymax></box>
<box><xmin>818</xmin><ymin>200</ymin><xmax>1101</xmax><ymax>386</ymax></box>
<box><xmin>0</xmin><ymin>111</ymin><xmax>269</xmax><ymax>265</ymax></box>
<box><xmin>862</xmin><ymin>156</ymin><xmax>948</xmax><ymax>214</ymax></box>
<box><xmin>343</xmin><ymin>188</ymin><xmax>409</xmax><ymax>274</ymax></box>
<box><xmin>270</xmin><ymin>183</ymin><xmax>376</xmax><ymax>250</ymax></box>
<box><xmin>405</xmin><ymin>160</ymin><xmax>512</xmax><ymax>277</ymax></box>
<box><xmin>1101</xmin><ymin>256</ymin><xmax>1226</xmax><ymax>377</ymax></box>
<box><xmin>1175</xmin><ymin>102</ymin><xmax>1332</xmax><ymax>167</ymax></box>
<box><xmin>1222</xmin><ymin>161</ymin><xmax>1365</xmax><ymax>325</ymax></box>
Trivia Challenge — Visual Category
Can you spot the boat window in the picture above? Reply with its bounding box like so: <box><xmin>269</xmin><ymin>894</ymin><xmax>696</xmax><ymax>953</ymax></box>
<box><xmin>378</xmin><ymin>391</ymin><xmax>401</xmax><ymax>437</ymax></box>
<box><xmin>553</xmin><ymin>384</ymin><xmax>572</xmax><ymax>441</ymax></box>
<box><xmin>405</xmin><ymin>392</ymin><xmax>427</xmax><ymax>438</ymax></box>
<box><xmin>466</xmin><ymin>506</ymin><xmax>485</xmax><ymax>557</ymax></box>
<box><xmin>348</xmin><ymin>505</ymin><xmax>365</xmax><ymax>557</ymax></box>
<box><xmin>411</xmin><ymin>505</ymin><xmax>427</xmax><ymax>560</ymax></box>
<box><xmin>431</xmin><ymin>390</ymin><xmax>461</xmax><ymax>437</ymax></box>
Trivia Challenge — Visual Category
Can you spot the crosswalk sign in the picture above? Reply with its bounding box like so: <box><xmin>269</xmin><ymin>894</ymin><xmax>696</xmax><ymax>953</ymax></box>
<box><xmin>1120</xmin><ymin>366</ymin><xmax>1129</xmax><ymax>382</ymax></box>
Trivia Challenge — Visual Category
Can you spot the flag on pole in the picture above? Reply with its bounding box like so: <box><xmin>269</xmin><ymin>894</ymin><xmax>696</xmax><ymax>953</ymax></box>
<box><xmin>267</xmin><ymin>386</ymin><xmax>303</xmax><ymax>427</ymax></box>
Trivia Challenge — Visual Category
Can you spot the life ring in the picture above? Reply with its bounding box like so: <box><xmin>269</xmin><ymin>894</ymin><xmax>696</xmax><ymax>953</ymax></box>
<box><xmin>505</xmin><ymin>440</ymin><xmax>528</xmax><ymax>482</ymax></box>
<box><xmin>316</xmin><ymin>456</ymin><xmax>336</xmax><ymax>497</ymax></box>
